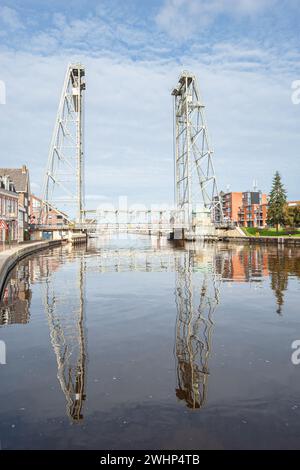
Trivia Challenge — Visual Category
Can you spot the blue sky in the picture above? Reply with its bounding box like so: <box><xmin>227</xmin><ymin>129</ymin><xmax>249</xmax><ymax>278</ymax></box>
<box><xmin>0</xmin><ymin>0</ymin><xmax>299</xmax><ymax>210</ymax></box>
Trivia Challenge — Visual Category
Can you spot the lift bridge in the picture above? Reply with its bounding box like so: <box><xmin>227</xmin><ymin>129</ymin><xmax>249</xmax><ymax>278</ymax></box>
<box><xmin>37</xmin><ymin>65</ymin><xmax>224</xmax><ymax>237</ymax></box>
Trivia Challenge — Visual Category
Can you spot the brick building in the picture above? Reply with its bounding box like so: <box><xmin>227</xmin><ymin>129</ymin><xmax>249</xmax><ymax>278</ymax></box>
<box><xmin>221</xmin><ymin>192</ymin><xmax>243</xmax><ymax>223</ymax></box>
<box><xmin>0</xmin><ymin>175</ymin><xmax>18</xmax><ymax>243</ymax></box>
<box><xmin>218</xmin><ymin>190</ymin><xmax>268</xmax><ymax>228</ymax></box>
<box><xmin>0</xmin><ymin>166</ymin><xmax>30</xmax><ymax>241</ymax></box>
<box><xmin>30</xmin><ymin>194</ymin><xmax>68</xmax><ymax>227</ymax></box>
<box><xmin>238</xmin><ymin>191</ymin><xmax>268</xmax><ymax>228</ymax></box>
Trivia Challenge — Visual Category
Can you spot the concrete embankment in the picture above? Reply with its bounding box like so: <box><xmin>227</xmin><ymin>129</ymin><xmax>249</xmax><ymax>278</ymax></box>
<box><xmin>0</xmin><ymin>240</ymin><xmax>63</xmax><ymax>295</ymax></box>
<box><xmin>215</xmin><ymin>236</ymin><xmax>300</xmax><ymax>246</ymax></box>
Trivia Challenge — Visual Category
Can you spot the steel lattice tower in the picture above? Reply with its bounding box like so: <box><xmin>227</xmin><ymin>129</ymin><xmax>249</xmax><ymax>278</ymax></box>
<box><xmin>42</xmin><ymin>64</ymin><xmax>86</xmax><ymax>223</ymax></box>
<box><xmin>172</xmin><ymin>71</ymin><xmax>223</xmax><ymax>225</ymax></box>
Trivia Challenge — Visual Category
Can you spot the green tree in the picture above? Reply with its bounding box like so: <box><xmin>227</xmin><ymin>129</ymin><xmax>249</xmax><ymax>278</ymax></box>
<box><xmin>283</xmin><ymin>204</ymin><xmax>293</xmax><ymax>227</ymax></box>
<box><xmin>267</xmin><ymin>172</ymin><xmax>287</xmax><ymax>232</ymax></box>
<box><xmin>293</xmin><ymin>204</ymin><xmax>300</xmax><ymax>227</ymax></box>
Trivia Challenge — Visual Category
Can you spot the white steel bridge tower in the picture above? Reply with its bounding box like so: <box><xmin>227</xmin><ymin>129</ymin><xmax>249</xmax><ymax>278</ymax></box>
<box><xmin>172</xmin><ymin>71</ymin><xmax>223</xmax><ymax>226</ymax></box>
<box><xmin>42</xmin><ymin>64</ymin><xmax>86</xmax><ymax>223</ymax></box>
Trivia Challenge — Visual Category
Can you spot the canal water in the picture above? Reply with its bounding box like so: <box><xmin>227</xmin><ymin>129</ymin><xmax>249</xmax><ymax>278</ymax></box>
<box><xmin>0</xmin><ymin>235</ymin><xmax>300</xmax><ymax>450</ymax></box>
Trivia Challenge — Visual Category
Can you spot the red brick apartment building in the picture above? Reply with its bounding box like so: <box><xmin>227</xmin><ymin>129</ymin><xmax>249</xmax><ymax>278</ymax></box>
<box><xmin>220</xmin><ymin>191</ymin><xmax>268</xmax><ymax>228</ymax></box>
<box><xmin>30</xmin><ymin>194</ymin><xmax>68</xmax><ymax>227</ymax></box>
<box><xmin>238</xmin><ymin>191</ymin><xmax>268</xmax><ymax>228</ymax></box>
<box><xmin>222</xmin><ymin>192</ymin><xmax>243</xmax><ymax>223</ymax></box>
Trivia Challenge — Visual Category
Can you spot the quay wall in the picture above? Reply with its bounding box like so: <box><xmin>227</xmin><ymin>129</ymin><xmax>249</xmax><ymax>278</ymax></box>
<box><xmin>0</xmin><ymin>240</ymin><xmax>63</xmax><ymax>295</ymax></box>
<box><xmin>213</xmin><ymin>236</ymin><xmax>300</xmax><ymax>246</ymax></box>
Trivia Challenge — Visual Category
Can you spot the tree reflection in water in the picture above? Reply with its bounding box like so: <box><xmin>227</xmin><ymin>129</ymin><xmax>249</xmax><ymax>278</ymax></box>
<box><xmin>268</xmin><ymin>246</ymin><xmax>300</xmax><ymax>315</ymax></box>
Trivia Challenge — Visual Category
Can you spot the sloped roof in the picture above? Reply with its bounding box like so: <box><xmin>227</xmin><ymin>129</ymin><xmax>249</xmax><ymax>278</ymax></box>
<box><xmin>31</xmin><ymin>194</ymin><xmax>69</xmax><ymax>218</ymax></box>
<box><xmin>0</xmin><ymin>168</ymin><xmax>29</xmax><ymax>192</ymax></box>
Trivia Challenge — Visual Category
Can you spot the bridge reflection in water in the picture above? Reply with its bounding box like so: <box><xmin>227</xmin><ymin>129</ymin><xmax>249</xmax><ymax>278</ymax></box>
<box><xmin>86</xmin><ymin>243</ymin><xmax>221</xmax><ymax>410</ymax></box>
<box><xmin>42</xmin><ymin>253</ymin><xmax>87</xmax><ymax>421</ymax></box>
<box><xmin>175</xmin><ymin>249</ymin><xmax>220</xmax><ymax>409</ymax></box>
<box><xmin>1</xmin><ymin>241</ymin><xmax>299</xmax><ymax>421</ymax></box>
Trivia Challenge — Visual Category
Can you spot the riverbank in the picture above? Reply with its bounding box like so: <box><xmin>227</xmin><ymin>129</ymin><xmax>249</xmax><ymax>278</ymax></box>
<box><xmin>217</xmin><ymin>235</ymin><xmax>300</xmax><ymax>245</ymax></box>
<box><xmin>242</xmin><ymin>227</ymin><xmax>300</xmax><ymax>237</ymax></box>
<box><xmin>0</xmin><ymin>239</ymin><xmax>63</xmax><ymax>295</ymax></box>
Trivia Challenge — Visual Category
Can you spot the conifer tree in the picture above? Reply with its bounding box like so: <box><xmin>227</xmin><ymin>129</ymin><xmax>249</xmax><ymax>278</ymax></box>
<box><xmin>267</xmin><ymin>172</ymin><xmax>287</xmax><ymax>232</ymax></box>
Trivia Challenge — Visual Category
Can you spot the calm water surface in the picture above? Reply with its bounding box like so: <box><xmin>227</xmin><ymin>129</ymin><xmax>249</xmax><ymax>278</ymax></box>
<box><xmin>0</xmin><ymin>235</ymin><xmax>300</xmax><ymax>449</ymax></box>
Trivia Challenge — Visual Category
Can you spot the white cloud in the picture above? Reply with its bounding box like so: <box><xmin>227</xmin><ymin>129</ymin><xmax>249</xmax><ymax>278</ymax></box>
<box><xmin>0</xmin><ymin>6</ymin><xmax>24</xmax><ymax>31</ymax></box>
<box><xmin>0</xmin><ymin>39</ymin><xmax>299</xmax><ymax>210</ymax></box>
<box><xmin>0</xmin><ymin>4</ymin><xmax>298</xmax><ymax>215</ymax></box>
<box><xmin>156</xmin><ymin>0</ymin><xmax>277</xmax><ymax>39</ymax></box>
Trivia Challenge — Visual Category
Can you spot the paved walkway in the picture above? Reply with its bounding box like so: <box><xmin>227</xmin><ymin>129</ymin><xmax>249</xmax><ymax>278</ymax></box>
<box><xmin>0</xmin><ymin>240</ymin><xmax>41</xmax><ymax>252</ymax></box>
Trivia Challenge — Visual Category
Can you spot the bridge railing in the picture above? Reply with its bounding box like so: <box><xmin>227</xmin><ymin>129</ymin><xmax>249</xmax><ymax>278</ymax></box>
<box><xmin>31</xmin><ymin>224</ymin><xmax>70</xmax><ymax>231</ymax></box>
<box><xmin>95</xmin><ymin>223</ymin><xmax>187</xmax><ymax>231</ymax></box>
